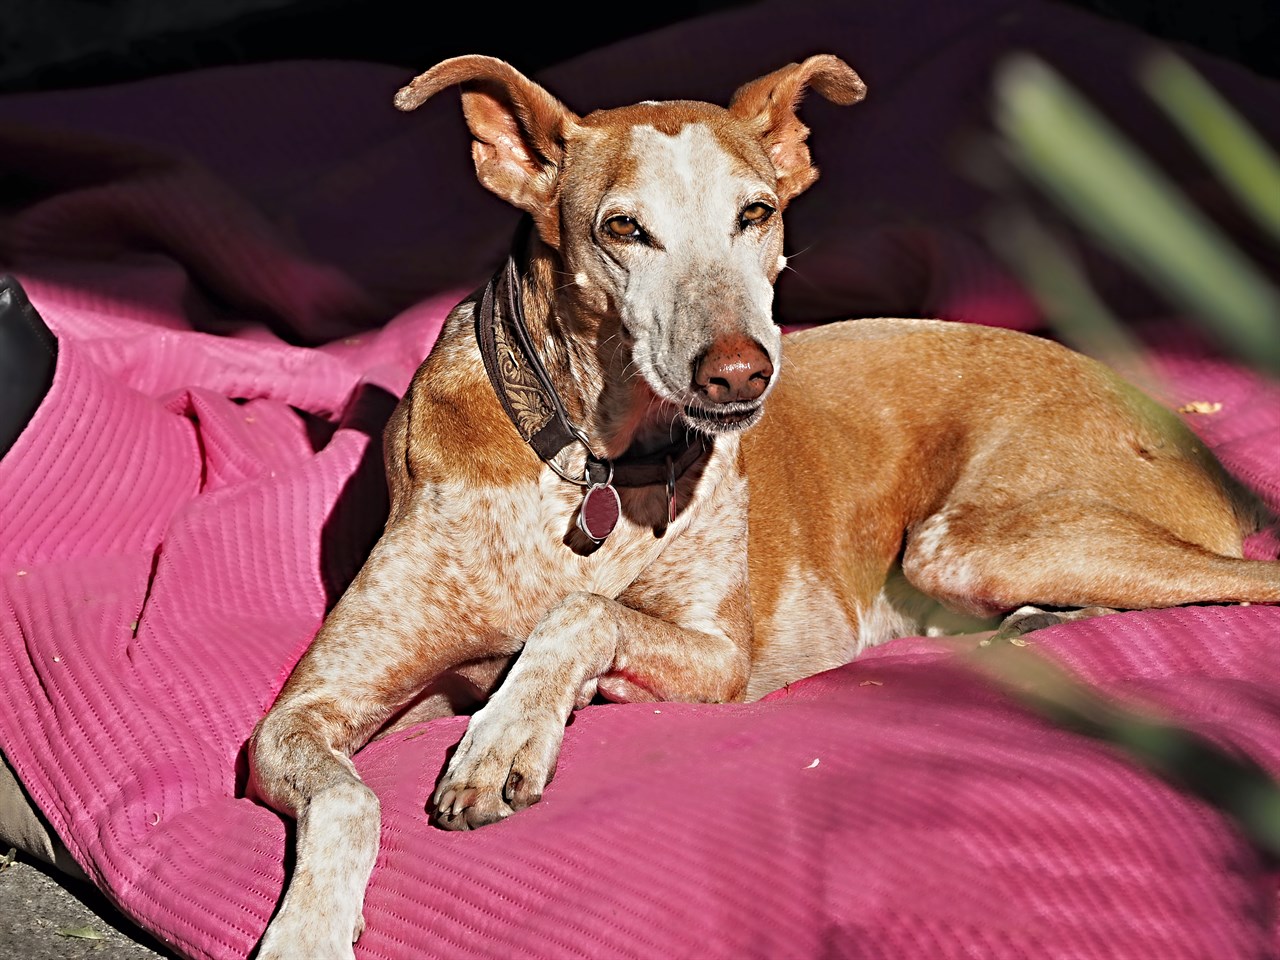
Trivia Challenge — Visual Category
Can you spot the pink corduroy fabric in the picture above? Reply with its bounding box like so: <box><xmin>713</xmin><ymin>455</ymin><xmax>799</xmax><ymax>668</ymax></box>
<box><xmin>2</xmin><ymin>1</ymin><xmax>1280</xmax><ymax>958</ymax></box>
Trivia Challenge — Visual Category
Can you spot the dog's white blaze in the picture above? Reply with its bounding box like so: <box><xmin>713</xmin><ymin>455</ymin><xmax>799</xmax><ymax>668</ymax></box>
<box><xmin>620</xmin><ymin>124</ymin><xmax>780</xmax><ymax>403</ymax></box>
<box><xmin>629</xmin><ymin>124</ymin><xmax>725</xmax><ymax>198</ymax></box>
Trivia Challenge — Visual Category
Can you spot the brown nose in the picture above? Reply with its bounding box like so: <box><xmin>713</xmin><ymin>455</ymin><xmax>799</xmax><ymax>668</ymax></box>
<box><xmin>693</xmin><ymin>335</ymin><xmax>773</xmax><ymax>404</ymax></box>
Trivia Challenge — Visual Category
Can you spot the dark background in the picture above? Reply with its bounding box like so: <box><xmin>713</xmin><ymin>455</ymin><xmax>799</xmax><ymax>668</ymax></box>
<box><xmin>1</xmin><ymin>0</ymin><xmax>1278</xmax><ymax>95</ymax></box>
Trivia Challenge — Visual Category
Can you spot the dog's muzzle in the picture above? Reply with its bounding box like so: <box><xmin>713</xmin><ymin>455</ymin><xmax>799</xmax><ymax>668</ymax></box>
<box><xmin>681</xmin><ymin>401</ymin><xmax>764</xmax><ymax>434</ymax></box>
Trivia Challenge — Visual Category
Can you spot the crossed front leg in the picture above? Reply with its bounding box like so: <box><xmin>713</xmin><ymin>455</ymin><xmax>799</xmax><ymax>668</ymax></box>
<box><xmin>249</xmin><ymin>522</ymin><xmax>507</xmax><ymax>959</ymax></box>
<box><xmin>433</xmin><ymin>588</ymin><xmax>752</xmax><ymax>830</ymax></box>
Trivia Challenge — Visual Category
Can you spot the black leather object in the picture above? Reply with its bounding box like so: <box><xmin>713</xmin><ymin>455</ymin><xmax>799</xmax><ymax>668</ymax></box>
<box><xmin>0</xmin><ymin>276</ymin><xmax>57</xmax><ymax>459</ymax></box>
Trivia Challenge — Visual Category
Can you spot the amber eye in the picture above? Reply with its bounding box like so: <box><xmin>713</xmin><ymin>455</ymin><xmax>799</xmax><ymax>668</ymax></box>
<box><xmin>604</xmin><ymin>215</ymin><xmax>643</xmax><ymax>239</ymax></box>
<box><xmin>740</xmin><ymin>202</ymin><xmax>774</xmax><ymax>227</ymax></box>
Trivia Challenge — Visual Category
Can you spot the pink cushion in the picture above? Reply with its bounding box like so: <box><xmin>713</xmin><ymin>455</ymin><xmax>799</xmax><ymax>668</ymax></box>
<box><xmin>2</xmin><ymin>1</ymin><xmax>1279</xmax><ymax>957</ymax></box>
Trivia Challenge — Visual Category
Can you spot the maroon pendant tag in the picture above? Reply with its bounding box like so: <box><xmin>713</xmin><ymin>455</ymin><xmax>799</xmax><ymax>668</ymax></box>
<box><xmin>578</xmin><ymin>482</ymin><xmax>621</xmax><ymax>542</ymax></box>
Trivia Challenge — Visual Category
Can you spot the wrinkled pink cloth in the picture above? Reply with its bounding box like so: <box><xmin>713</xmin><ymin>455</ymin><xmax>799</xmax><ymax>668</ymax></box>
<box><xmin>2</xmin><ymin>1</ymin><xmax>1280</xmax><ymax>958</ymax></box>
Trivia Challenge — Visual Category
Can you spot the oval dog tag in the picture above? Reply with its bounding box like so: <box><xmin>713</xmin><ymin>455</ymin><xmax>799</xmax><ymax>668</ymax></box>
<box><xmin>578</xmin><ymin>483</ymin><xmax>620</xmax><ymax>542</ymax></box>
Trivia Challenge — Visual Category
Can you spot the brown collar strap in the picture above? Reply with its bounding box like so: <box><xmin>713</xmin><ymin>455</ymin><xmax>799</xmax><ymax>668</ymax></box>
<box><xmin>474</xmin><ymin>218</ymin><xmax>709</xmax><ymax>492</ymax></box>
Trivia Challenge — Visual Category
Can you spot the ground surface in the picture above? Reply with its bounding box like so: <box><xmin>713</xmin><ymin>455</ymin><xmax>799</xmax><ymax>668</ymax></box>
<box><xmin>0</xmin><ymin>853</ymin><xmax>170</xmax><ymax>960</ymax></box>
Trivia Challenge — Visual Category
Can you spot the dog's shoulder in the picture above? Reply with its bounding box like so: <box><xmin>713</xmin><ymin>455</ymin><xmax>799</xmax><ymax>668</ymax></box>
<box><xmin>387</xmin><ymin>301</ymin><xmax>542</xmax><ymax>494</ymax></box>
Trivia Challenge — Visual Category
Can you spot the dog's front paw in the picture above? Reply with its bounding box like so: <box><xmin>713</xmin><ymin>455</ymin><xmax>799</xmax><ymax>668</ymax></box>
<box><xmin>431</xmin><ymin>704</ymin><xmax>564</xmax><ymax>830</ymax></box>
<box><xmin>256</xmin><ymin>903</ymin><xmax>363</xmax><ymax>960</ymax></box>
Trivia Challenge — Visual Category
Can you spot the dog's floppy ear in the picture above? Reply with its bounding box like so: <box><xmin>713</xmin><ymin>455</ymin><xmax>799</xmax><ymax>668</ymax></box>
<box><xmin>395</xmin><ymin>56</ymin><xmax>579</xmax><ymax>247</ymax></box>
<box><xmin>729</xmin><ymin>55</ymin><xmax>866</xmax><ymax>205</ymax></box>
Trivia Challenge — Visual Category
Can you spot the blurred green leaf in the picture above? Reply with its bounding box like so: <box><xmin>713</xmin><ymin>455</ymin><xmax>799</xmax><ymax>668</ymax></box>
<box><xmin>975</xmin><ymin>640</ymin><xmax>1280</xmax><ymax>857</ymax></box>
<box><xmin>994</xmin><ymin>55</ymin><xmax>1280</xmax><ymax>374</ymax></box>
<box><xmin>1141</xmin><ymin>51</ymin><xmax>1280</xmax><ymax>247</ymax></box>
<box><xmin>979</xmin><ymin>51</ymin><xmax>1280</xmax><ymax>864</ymax></box>
<box><xmin>985</xmin><ymin>207</ymin><xmax>1151</xmax><ymax>384</ymax></box>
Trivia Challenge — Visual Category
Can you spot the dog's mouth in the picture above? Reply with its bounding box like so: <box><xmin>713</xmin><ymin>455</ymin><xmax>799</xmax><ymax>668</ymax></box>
<box><xmin>681</xmin><ymin>403</ymin><xmax>764</xmax><ymax>435</ymax></box>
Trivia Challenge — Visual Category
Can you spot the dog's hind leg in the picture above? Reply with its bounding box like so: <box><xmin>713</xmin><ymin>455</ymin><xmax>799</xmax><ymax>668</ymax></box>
<box><xmin>902</xmin><ymin>493</ymin><xmax>1280</xmax><ymax>622</ymax></box>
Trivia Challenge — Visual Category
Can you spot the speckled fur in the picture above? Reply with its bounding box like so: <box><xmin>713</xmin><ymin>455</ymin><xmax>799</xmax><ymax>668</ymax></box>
<box><xmin>248</xmin><ymin>56</ymin><xmax>1280</xmax><ymax>959</ymax></box>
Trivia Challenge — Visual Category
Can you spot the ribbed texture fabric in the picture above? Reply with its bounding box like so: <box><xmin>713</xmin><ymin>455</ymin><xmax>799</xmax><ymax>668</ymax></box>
<box><xmin>2</xmin><ymin>1</ymin><xmax>1279</xmax><ymax>957</ymax></box>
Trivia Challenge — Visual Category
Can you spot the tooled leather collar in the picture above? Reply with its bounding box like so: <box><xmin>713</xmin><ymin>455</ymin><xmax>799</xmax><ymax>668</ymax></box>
<box><xmin>474</xmin><ymin>218</ymin><xmax>709</xmax><ymax>493</ymax></box>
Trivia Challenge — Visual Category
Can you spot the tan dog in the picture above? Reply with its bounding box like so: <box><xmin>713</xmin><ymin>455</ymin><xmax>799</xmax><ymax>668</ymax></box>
<box><xmin>248</xmin><ymin>54</ymin><xmax>1280</xmax><ymax>958</ymax></box>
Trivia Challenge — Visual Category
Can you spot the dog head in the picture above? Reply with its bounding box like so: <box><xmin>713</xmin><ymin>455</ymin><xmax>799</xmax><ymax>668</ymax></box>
<box><xmin>396</xmin><ymin>55</ymin><xmax>865</xmax><ymax>438</ymax></box>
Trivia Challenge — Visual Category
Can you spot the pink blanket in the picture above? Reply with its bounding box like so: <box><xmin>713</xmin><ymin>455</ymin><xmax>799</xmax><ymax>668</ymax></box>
<box><xmin>3</xmin><ymin>1</ymin><xmax>1280</xmax><ymax>957</ymax></box>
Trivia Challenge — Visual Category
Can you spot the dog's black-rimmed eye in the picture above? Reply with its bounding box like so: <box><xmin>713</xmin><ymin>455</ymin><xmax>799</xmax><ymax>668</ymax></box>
<box><xmin>739</xmin><ymin>202</ymin><xmax>774</xmax><ymax>229</ymax></box>
<box><xmin>603</xmin><ymin>215</ymin><xmax>645</xmax><ymax>241</ymax></box>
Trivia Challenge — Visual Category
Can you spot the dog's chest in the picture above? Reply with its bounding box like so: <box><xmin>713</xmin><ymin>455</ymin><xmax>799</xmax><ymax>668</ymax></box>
<box><xmin>411</xmin><ymin>470</ymin><xmax>676</xmax><ymax>637</ymax></box>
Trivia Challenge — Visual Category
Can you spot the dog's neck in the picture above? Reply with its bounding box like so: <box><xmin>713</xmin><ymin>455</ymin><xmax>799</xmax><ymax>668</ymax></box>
<box><xmin>510</xmin><ymin>232</ymin><xmax>688</xmax><ymax>463</ymax></box>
